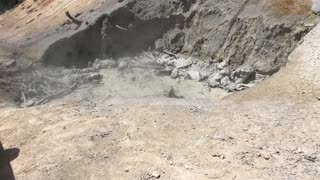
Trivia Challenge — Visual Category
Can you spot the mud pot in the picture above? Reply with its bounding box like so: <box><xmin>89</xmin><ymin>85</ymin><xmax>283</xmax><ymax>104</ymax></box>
<box><xmin>0</xmin><ymin>0</ymin><xmax>317</xmax><ymax>107</ymax></box>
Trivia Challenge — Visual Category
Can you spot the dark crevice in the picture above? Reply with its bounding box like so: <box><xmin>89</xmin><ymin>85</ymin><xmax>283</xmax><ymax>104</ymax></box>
<box><xmin>42</xmin><ymin>7</ymin><xmax>184</xmax><ymax>68</ymax></box>
<box><xmin>0</xmin><ymin>0</ymin><xmax>20</xmax><ymax>14</ymax></box>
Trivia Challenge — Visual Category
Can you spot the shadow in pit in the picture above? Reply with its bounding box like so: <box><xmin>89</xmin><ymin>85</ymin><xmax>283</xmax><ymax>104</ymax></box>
<box><xmin>0</xmin><ymin>141</ymin><xmax>19</xmax><ymax>180</ymax></box>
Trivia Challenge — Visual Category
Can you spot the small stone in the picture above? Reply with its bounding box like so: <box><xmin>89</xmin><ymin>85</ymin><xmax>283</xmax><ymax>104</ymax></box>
<box><xmin>124</xmin><ymin>169</ymin><xmax>129</xmax><ymax>172</ymax></box>
<box><xmin>170</xmin><ymin>69</ymin><xmax>179</xmax><ymax>79</ymax></box>
<box><xmin>217</xmin><ymin>61</ymin><xmax>228</xmax><ymax>70</ymax></box>
<box><xmin>74</xmin><ymin>12</ymin><xmax>82</xmax><ymax>18</ymax></box>
<box><xmin>187</xmin><ymin>71</ymin><xmax>202</xmax><ymax>81</ymax></box>
<box><xmin>208</xmin><ymin>73</ymin><xmax>222</xmax><ymax>88</ymax></box>
<box><xmin>118</xmin><ymin>61</ymin><xmax>128</xmax><ymax>71</ymax></box>
<box><xmin>234</xmin><ymin>66</ymin><xmax>255</xmax><ymax>83</ymax></box>
<box><xmin>304</xmin><ymin>23</ymin><xmax>315</xmax><ymax>27</ymax></box>
<box><xmin>25</xmin><ymin>100</ymin><xmax>35</xmax><ymax>107</ymax></box>
<box><xmin>151</xmin><ymin>171</ymin><xmax>161</xmax><ymax>179</ymax></box>
<box><xmin>175</xmin><ymin>57</ymin><xmax>194</xmax><ymax>69</ymax></box>
<box><xmin>219</xmin><ymin>68</ymin><xmax>231</xmax><ymax>76</ymax></box>
<box><xmin>304</xmin><ymin>155</ymin><xmax>317</xmax><ymax>162</ymax></box>
<box><xmin>99</xmin><ymin>59</ymin><xmax>117</xmax><ymax>69</ymax></box>
<box><xmin>2</xmin><ymin>59</ymin><xmax>16</xmax><ymax>68</ymax></box>
<box><xmin>220</xmin><ymin>76</ymin><xmax>231</xmax><ymax>87</ymax></box>
<box><xmin>264</xmin><ymin>155</ymin><xmax>270</xmax><ymax>160</ymax></box>
<box><xmin>88</xmin><ymin>73</ymin><xmax>103</xmax><ymax>81</ymax></box>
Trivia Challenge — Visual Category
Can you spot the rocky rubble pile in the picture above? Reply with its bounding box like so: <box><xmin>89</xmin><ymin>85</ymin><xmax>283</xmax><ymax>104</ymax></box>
<box><xmin>89</xmin><ymin>51</ymin><xmax>268</xmax><ymax>93</ymax></box>
<box><xmin>151</xmin><ymin>52</ymin><xmax>268</xmax><ymax>92</ymax></box>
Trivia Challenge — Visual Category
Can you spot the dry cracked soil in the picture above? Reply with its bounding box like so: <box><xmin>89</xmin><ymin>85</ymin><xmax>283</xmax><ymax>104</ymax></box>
<box><xmin>0</xmin><ymin>0</ymin><xmax>320</xmax><ymax>179</ymax></box>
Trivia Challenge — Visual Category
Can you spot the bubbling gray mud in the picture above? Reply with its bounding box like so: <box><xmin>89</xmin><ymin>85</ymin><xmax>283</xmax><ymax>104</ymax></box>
<box><xmin>3</xmin><ymin>52</ymin><xmax>230</xmax><ymax>107</ymax></box>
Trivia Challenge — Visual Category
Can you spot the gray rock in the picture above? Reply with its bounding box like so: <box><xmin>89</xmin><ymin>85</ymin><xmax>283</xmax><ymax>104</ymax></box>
<box><xmin>217</xmin><ymin>60</ymin><xmax>228</xmax><ymax>70</ymax></box>
<box><xmin>88</xmin><ymin>73</ymin><xmax>103</xmax><ymax>81</ymax></box>
<box><xmin>0</xmin><ymin>59</ymin><xmax>16</xmax><ymax>68</ymax></box>
<box><xmin>157</xmin><ymin>54</ymin><xmax>174</xmax><ymax>66</ymax></box>
<box><xmin>170</xmin><ymin>69</ymin><xmax>179</xmax><ymax>79</ymax></box>
<box><xmin>99</xmin><ymin>59</ymin><xmax>117</xmax><ymax>69</ymax></box>
<box><xmin>199</xmin><ymin>71</ymin><xmax>210</xmax><ymax>80</ymax></box>
<box><xmin>224</xmin><ymin>83</ymin><xmax>237</xmax><ymax>92</ymax></box>
<box><xmin>208</xmin><ymin>73</ymin><xmax>222</xmax><ymax>88</ymax></box>
<box><xmin>234</xmin><ymin>83</ymin><xmax>254</xmax><ymax>91</ymax></box>
<box><xmin>117</xmin><ymin>61</ymin><xmax>129</xmax><ymax>71</ymax></box>
<box><xmin>221</xmin><ymin>76</ymin><xmax>231</xmax><ymax>87</ymax></box>
<box><xmin>187</xmin><ymin>71</ymin><xmax>202</xmax><ymax>81</ymax></box>
<box><xmin>151</xmin><ymin>171</ymin><xmax>161</xmax><ymax>179</ymax></box>
<box><xmin>178</xmin><ymin>70</ymin><xmax>189</xmax><ymax>80</ymax></box>
<box><xmin>237</xmin><ymin>66</ymin><xmax>255</xmax><ymax>77</ymax></box>
<box><xmin>175</xmin><ymin>57</ymin><xmax>195</xmax><ymax>69</ymax></box>
<box><xmin>25</xmin><ymin>100</ymin><xmax>35</xmax><ymax>107</ymax></box>
<box><xmin>219</xmin><ymin>68</ymin><xmax>231</xmax><ymax>76</ymax></box>
<box><xmin>233</xmin><ymin>66</ymin><xmax>256</xmax><ymax>84</ymax></box>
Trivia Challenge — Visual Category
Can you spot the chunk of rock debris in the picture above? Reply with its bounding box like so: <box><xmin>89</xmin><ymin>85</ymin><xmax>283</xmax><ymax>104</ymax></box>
<box><xmin>233</xmin><ymin>66</ymin><xmax>255</xmax><ymax>83</ymax></box>
<box><xmin>100</xmin><ymin>59</ymin><xmax>117</xmax><ymax>68</ymax></box>
<box><xmin>151</xmin><ymin>171</ymin><xmax>161</xmax><ymax>179</ymax></box>
<box><xmin>0</xmin><ymin>59</ymin><xmax>16</xmax><ymax>68</ymax></box>
<box><xmin>170</xmin><ymin>69</ymin><xmax>179</xmax><ymax>79</ymax></box>
<box><xmin>88</xmin><ymin>73</ymin><xmax>103</xmax><ymax>81</ymax></box>
<box><xmin>92</xmin><ymin>59</ymin><xmax>116</xmax><ymax>69</ymax></box>
<box><xmin>118</xmin><ymin>61</ymin><xmax>129</xmax><ymax>71</ymax></box>
<box><xmin>208</xmin><ymin>73</ymin><xmax>222</xmax><ymax>88</ymax></box>
<box><xmin>219</xmin><ymin>68</ymin><xmax>231</xmax><ymax>76</ymax></box>
<box><xmin>187</xmin><ymin>71</ymin><xmax>202</xmax><ymax>81</ymax></box>
<box><xmin>304</xmin><ymin>154</ymin><xmax>317</xmax><ymax>162</ymax></box>
<box><xmin>221</xmin><ymin>76</ymin><xmax>231</xmax><ymax>87</ymax></box>
<box><xmin>25</xmin><ymin>100</ymin><xmax>35</xmax><ymax>107</ymax></box>
<box><xmin>175</xmin><ymin>57</ymin><xmax>195</xmax><ymax>69</ymax></box>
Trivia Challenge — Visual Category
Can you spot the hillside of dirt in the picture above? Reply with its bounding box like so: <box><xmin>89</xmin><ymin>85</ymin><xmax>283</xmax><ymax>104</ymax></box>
<box><xmin>0</xmin><ymin>0</ymin><xmax>320</xmax><ymax>179</ymax></box>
